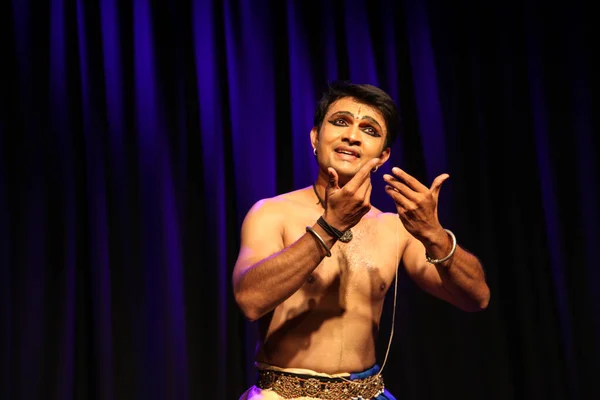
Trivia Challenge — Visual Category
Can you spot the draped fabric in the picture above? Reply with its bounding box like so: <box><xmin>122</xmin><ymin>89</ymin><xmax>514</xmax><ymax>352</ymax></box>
<box><xmin>1</xmin><ymin>0</ymin><xmax>598</xmax><ymax>399</ymax></box>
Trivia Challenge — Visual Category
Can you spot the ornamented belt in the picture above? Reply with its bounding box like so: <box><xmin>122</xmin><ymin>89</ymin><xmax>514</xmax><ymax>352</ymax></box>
<box><xmin>257</xmin><ymin>369</ymin><xmax>385</xmax><ymax>399</ymax></box>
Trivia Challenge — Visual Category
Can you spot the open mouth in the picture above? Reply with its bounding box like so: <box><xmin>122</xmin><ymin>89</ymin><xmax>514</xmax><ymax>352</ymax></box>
<box><xmin>335</xmin><ymin>148</ymin><xmax>360</xmax><ymax>158</ymax></box>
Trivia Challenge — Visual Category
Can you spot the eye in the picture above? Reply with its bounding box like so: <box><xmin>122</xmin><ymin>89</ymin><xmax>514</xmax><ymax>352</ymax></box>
<box><xmin>362</xmin><ymin>126</ymin><xmax>381</xmax><ymax>137</ymax></box>
<box><xmin>330</xmin><ymin>118</ymin><xmax>348</xmax><ymax>126</ymax></box>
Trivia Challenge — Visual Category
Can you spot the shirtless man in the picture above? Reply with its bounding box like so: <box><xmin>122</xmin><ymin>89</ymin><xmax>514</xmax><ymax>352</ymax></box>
<box><xmin>234</xmin><ymin>81</ymin><xmax>490</xmax><ymax>399</ymax></box>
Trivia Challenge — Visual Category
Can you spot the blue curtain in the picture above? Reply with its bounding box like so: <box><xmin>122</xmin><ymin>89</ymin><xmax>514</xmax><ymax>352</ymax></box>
<box><xmin>1</xmin><ymin>0</ymin><xmax>598</xmax><ymax>399</ymax></box>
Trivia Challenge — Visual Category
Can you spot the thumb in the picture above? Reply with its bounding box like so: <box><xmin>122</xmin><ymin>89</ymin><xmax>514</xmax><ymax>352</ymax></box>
<box><xmin>327</xmin><ymin>167</ymin><xmax>340</xmax><ymax>191</ymax></box>
<box><xmin>431</xmin><ymin>173</ymin><xmax>450</xmax><ymax>197</ymax></box>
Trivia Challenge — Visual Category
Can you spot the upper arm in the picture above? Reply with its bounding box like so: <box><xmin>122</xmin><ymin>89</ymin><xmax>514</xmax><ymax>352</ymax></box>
<box><xmin>232</xmin><ymin>198</ymin><xmax>286</xmax><ymax>291</ymax></box>
<box><xmin>401</xmin><ymin>228</ymin><xmax>456</xmax><ymax>305</ymax></box>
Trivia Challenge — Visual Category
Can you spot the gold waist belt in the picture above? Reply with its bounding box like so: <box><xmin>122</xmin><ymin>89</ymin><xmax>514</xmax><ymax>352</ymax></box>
<box><xmin>257</xmin><ymin>369</ymin><xmax>385</xmax><ymax>399</ymax></box>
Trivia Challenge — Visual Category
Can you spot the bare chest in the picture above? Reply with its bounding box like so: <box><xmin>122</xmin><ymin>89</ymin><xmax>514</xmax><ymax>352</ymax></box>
<box><xmin>284</xmin><ymin>213</ymin><xmax>401</xmax><ymax>301</ymax></box>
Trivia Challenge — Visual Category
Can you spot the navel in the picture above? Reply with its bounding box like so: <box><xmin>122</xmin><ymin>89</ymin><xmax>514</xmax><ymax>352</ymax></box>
<box><xmin>307</xmin><ymin>274</ymin><xmax>315</xmax><ymax>284</ymax></box>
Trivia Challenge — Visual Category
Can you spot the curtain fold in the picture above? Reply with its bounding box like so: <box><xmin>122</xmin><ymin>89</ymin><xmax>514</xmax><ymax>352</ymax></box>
<box><xmin>1</xmin><ymin>0</ymin><xmax>598</xmax><ymax>399</ymax></box>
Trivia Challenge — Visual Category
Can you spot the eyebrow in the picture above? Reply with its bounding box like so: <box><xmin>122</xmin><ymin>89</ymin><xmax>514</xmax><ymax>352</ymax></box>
<box><xmin>329</xmin><ymin>111</ymin><xmax>383</xmax><ymax>132</ymax></box>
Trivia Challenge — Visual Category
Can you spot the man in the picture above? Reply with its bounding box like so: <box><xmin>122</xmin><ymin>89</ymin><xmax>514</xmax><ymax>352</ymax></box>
<box><xmin>234</xmin><ymin>81</ymin><xmax>490</xmax><ymax>399</ymax></box>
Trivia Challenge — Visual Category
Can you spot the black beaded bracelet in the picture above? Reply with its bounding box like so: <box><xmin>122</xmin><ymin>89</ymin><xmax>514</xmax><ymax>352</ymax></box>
<box><xmin>317</xmin><ymin>217</ymin><xmax>343</xmax><ymax>239</ymax></box>
<box><xmin>317</xmin><ymin>216</ymin><xmax>353</xmax><ymax>243</ymax></box>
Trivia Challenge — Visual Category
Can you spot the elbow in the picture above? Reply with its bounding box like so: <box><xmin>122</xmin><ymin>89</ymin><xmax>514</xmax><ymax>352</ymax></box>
<box><xmin>234</xmin><ymin>290</ymin><xmax>263</xmax><ymax>322</ymax></box>
<box><xmin>461</xmin><ymin>301</ymin><xmax>488</xmax><ymax>313</ymax></box>
<box><xmin>456</xmin><ymin>285</ymin><xmax>490</xmax><ymax>313</ymax></box>
<box><xmin>468</xmin><ymin>298</ymin><xmax>489</xmax><ymax>312</ymax></box>
<box><xmin>480</xmin><ymin>284</ymin><xmax>491</xmax><ymax>310</ymax></box>
<box><xmin>480</xmin><ymin>291</ymin><xmax>491</xmax><ymax>310</ymax></box>
<box><xmin>242</xmin><ymin>309</ymin><xmax>262</xmax><ymax>323</ymax></box>
<box><xmin>468</xmin><ymin>286</ymin><xmax>491</xmax><ymax>312</ymax></box>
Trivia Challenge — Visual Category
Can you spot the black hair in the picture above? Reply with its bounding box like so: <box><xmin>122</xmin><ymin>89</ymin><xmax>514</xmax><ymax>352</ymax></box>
<box><xmin>313</xmin><ymin>80</ymin><xmax>401</xmax><ymax>148</ymax></box>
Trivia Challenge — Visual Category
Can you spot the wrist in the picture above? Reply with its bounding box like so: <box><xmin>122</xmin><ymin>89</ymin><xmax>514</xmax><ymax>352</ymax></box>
<box><xmin>424</xmin><ymin>229</ymin><xmax>457</xmax><ymax>264</ymax></box>
<box><xmin>419</xmin><ymin>227</ymin><xmax>448</xmax><ymax>246</ymax></box>
<box><xmin>321</xmin><ymin>213</ymin><xmax>348</xmax><ymax>233</ymax></box>
<box><xmin>306</xmin><ymin>224</ymin><xmax>338</xmax><ymax>258</ymax></box>
<box><xmin>318</xmin><ymin>216</ymin><xmax>354</xmax><ymax>243</ymax></box>
<box><xmin>313</xmin><ymin>221</ymin><xmax>339</xmax><ymax>243</ymax></box>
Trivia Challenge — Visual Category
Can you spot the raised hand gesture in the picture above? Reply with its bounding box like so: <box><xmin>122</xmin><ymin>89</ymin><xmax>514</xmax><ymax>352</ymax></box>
<box><xmin>383</xmin><ymin>167</ymin><xmax>450</xmax><ymax>242</ymax></box>
<box><xmin>323</xmin><ymin>158</ymin><xmax>380</xmax><ymax>232</ymax></box>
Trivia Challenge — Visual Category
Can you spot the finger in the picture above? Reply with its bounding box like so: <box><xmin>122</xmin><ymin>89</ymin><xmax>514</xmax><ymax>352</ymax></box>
<box><xmin>356</xmin><ymin>176</ymin><xmax>372</xmax><ymax>199</ymax></box>
<box><xmin>430</xmin><ymin>173</ymin><xmax>450</xmax><ymax>197</ymax></box>
<box><xmin>391</xmin><ymin>167</ymin><xmax>428</xmax><ymax>192</ymax></box>
<box><xmin>383</xmin><ymin>174</ymin><xmax>419</xmax><ymax>201</ymax></box>
<box><xmin>385</xmin><ymin>184</ymin><xmax>412</xmax><ymax>209</ymax></box>
<box><xmin>327</xmin><ymin>167</ymin><xmax>340</xmax><ymax>190</ymax></box>
<box><xmin>345</xmin><ymin>158</ymin><xmax>380</xmax><ymax>192</ymax></box>
<box><xmin>364</xmin><ymin>181</ymin><xmax>373</xmax><ymax>203</ymax></box>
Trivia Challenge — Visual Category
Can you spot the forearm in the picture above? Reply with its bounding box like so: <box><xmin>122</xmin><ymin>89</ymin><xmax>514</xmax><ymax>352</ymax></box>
<box><xmin>234</xmin><ymin>224</ymin><xmax>336</xmax><ymax>321</ymax></box>
<box><xmin>425</xmin><ymin>234</ymin><xmax>490</xmax><ymax>311</ymax></box>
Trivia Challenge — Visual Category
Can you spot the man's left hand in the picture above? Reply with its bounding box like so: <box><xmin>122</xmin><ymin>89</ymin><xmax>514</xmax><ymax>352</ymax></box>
<box><xmin>383</xmin><ymin>167</ymin><xmax>450</xmax><ymax>243</ymax></box>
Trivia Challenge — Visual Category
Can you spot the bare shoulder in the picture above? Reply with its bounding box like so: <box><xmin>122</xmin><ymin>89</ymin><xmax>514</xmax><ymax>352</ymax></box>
<box><xmin>242</xmin><ymin>187</ymin><xmax>313</xmax><ymax>226</ymax></box>
<box><xmin>235</xmin><ymin>187</ymin><xmax>314</xmax><ymax>268</ymax></box>
<box><xmin>369</xmin><ymin>208</ymin><xmax>404</xmax><ymax>233</ymax></box>
<box><xmin>368</xmin><ymin>209</ymin><xmax>412</xmax><ymax>249</ymax></box>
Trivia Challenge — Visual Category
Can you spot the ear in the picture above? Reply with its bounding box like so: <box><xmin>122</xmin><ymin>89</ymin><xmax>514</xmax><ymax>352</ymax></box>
<box><xmin>378</xmin><ymin>147</ymin><xmax>391</xmax><ymax>167</ymax></box>
<box><xmin>310</xmin><ymin>127</ymin><xmax>319</xmax><ymax>150</ymax></box>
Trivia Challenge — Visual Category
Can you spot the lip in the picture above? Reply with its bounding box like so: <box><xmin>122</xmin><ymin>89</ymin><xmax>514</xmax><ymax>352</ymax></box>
<box><xmin>334</xmin><ymin>146</ymin><xmax>361</xmax><ymax>158</ymax></box>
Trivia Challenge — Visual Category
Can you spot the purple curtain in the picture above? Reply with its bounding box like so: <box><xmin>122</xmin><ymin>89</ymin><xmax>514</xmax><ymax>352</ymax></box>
<box><xmin>1</xmin><ymin>0</ymin><xmax>598</xmax><ymax>399</ymax></box>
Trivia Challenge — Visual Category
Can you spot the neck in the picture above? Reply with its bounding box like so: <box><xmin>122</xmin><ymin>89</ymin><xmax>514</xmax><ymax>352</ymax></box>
<box><xmin>313</xmin><ymin>168</ymin><xmax>353</xmax><ymax>206</ymax></box>
<box><xmin>313</xmin><ymin>173</ymin><xmax>328</xmax><ymax>208</ymax></box>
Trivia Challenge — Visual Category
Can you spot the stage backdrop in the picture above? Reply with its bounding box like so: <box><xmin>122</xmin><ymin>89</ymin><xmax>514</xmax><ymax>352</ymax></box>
<box><xmin>1</xmin><ymin>0</ymin><xmax>598</xmax><ymax>399</ymax></box>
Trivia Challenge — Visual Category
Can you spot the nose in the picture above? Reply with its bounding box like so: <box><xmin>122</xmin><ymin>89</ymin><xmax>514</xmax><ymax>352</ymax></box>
<box><xmin>342</xmin><ymin>123</ymin><xmax>361</xmax><ymax>145</ymax></box>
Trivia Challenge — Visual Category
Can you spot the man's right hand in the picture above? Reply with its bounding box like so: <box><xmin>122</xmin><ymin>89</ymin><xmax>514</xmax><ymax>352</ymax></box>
<box><xmin>323</xmin><ymin>158</ymin><xmax>380</xmax><ymax>232</ymax></box>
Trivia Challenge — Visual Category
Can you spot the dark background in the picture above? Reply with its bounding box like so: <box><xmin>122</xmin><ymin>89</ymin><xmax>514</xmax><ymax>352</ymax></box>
<box><xmin>1</xmin><ymin>0</ymin><xmax>598</xmax><ymax>399</ymax></box>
